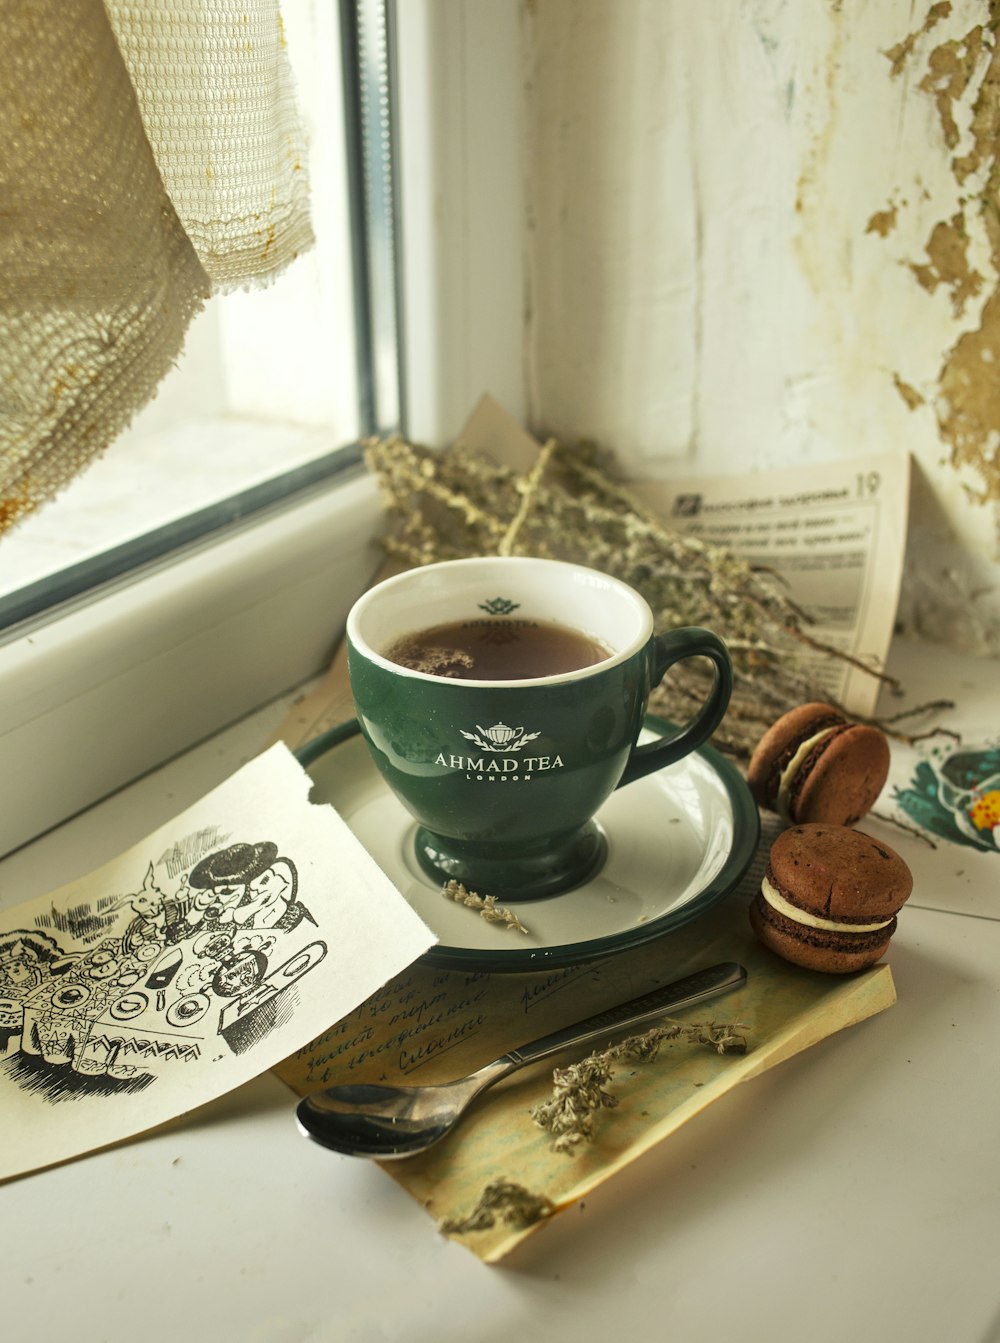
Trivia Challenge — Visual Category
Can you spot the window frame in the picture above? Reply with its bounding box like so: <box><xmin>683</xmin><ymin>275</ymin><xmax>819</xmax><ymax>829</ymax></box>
<box><xmin>0</xmin><ymin>0</ymin><xmax>526</xmax><ymax>857</ymax></box>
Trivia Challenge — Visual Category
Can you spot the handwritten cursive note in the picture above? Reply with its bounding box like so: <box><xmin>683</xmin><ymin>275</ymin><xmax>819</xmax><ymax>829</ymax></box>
<box><xmin>275</xmin><ymin>875</ymin><xmax>897</xmax><ymax>1265</ymax></box>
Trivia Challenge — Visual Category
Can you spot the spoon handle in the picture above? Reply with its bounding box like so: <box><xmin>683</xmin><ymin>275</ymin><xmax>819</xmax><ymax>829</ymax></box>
<box><xmin>503</xmin><ymin>961</ymin><xmax>746</xmax><ymax>1070</ymax></box>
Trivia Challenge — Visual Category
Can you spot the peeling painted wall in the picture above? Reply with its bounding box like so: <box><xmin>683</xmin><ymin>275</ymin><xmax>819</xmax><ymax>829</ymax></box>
<box><xmin>522</xmin><ymin>0</ymin><xmax>1000</xmax><ymax>654</ymax></box>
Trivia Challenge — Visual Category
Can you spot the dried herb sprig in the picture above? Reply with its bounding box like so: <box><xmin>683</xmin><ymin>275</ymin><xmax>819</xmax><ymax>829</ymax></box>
<box><xmin>363</xmin><ymin>432</ymin><xmax>895</xmax><ymax>757</ymax></box>
<box><xmin>438</xmin><ymin>1179</ymin><xmax>554</xmax><ymax>1236</ymax></box>
<box><xmin>532</xmin><ymin>1019</ymin><xmax>748</xmax><ymax>1154</ymax></box>
<box><xmin>442</xmin><ymin>880</ymin><xmax>531</xmax><ymax>934</ymax></box>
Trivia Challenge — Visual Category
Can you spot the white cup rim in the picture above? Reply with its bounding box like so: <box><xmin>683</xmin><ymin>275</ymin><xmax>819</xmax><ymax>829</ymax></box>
<box><xmin>347</xmin><ymin>556</ymin><xmax>653</xmax><ymax>687</ymax></box>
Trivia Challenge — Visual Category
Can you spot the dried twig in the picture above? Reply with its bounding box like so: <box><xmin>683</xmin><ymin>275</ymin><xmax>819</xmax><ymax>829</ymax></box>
<box><xmin>532</xmin><ymin>1019</ymin><xmax>748</xmax><ymax>1153</ymax></box>
<box><xmin>443</xmin><ymin>880</ymin><xmax>531</xmax><ymax>935</ymax></box>
<box><xmin>858</xmin><ymin>699</ymin><xmax>962</xmax><ymax>747</ymax></box>
<box><xmin>868</xmin><ymin>809</ymin><xmax>939</xmax><ymax>849</ymax></box>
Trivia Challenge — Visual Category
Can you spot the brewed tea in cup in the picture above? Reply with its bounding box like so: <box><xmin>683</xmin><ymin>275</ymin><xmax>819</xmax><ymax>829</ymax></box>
<box><xmin>383</xmin><ymin>615</ymin><xmax>612</xmax><ymax>681</ymax></box>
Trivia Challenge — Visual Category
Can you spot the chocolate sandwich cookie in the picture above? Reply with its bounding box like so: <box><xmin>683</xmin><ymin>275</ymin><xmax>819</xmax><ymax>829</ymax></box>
<box><xmin>749</xmin><ymin>823</ymin><xmax>913</xmax><ymax>974</ymax></box>
<box><xmin>747</xmin><ymin>701</ymin><xmax>889</xmax><ymax>826</ymax></box>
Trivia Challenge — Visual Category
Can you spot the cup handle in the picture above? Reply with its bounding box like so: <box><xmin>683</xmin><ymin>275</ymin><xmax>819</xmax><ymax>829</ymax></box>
<box><xmin>616</xmin><ymin>628</ymin><xmax>733</xmax><ymax>788</ymax></box>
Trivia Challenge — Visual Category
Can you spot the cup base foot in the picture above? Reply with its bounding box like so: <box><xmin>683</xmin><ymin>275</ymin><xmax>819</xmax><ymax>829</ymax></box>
<box><xmin>414</xmin><ymin>822</ymin><xmax>608</xmax><ymax>902</ymax></box>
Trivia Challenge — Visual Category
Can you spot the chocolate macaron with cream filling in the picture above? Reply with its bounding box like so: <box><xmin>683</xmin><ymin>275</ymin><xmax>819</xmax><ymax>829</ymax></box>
<box><xmin>750</xmin><ymin>823</ymin><xmax>913</xmax><ymax>973</ymax></box>
<box><xmin>747</xmin><ymin>701</ymin><xmax>889</xmax><ymax>827</ymax></box>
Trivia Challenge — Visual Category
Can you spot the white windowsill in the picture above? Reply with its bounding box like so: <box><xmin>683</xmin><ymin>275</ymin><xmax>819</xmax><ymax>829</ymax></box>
<box><xmin>0</xmin><ymin>469</ymin><xmax>383</xmax><ymax>857</ymax></box>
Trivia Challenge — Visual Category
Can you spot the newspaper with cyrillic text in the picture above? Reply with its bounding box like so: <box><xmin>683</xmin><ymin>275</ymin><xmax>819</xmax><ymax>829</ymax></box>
<box><xmin>641</xmin><ymin>453</ymin><xmax>910</xmax><ymax>716</ymax></box>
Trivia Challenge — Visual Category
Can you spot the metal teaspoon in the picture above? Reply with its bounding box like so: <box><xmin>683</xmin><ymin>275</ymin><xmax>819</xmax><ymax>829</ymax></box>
<box><xmin>295</xmin><ymin>960</ymin><xmax>747</xmax><ymax>1159</ymax></box>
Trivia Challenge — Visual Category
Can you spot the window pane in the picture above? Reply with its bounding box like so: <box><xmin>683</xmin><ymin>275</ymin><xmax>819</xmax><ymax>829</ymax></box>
<box><xmin>0</xmin><ymin>0</ymin><xmax>399</xmax><ymax>632</ymax></box>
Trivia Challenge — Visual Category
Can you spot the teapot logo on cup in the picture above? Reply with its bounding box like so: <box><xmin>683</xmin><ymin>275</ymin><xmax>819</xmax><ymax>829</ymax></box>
<box><xmin>347</xmin><ymin>557</ymin><xmax>733</xmax><ymax>900</ymax></box>
<box><xmin>458</xmin><ymin>722</ymin><xmax>541</xmax><ymax>753</ymax></box>
<box><xmin>437</xmin><ymin>719</ymin><xmax>562</xmax><ymax>782</ymax></box>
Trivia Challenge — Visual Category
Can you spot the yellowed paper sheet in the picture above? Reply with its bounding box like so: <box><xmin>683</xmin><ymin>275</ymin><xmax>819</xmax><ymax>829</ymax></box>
<box><xmin>0</xmin><ymin>744</ymin><xmax>435</xmax><ymax>1181</ymax></box>
<box><xmin>276</xmin><ymin>873</ymin><xmax>895</xmax><ymax>1263</ymax></box>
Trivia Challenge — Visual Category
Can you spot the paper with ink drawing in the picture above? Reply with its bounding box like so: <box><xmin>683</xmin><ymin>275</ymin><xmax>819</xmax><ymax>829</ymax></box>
<box><xmin>0</xmin><ymin>743</ymin><xmax>435</xmax><ymax>1181</ymax></box>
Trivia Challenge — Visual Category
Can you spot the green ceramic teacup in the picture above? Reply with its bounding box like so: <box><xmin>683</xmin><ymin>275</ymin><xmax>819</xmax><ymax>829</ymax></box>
<box><xmin>346</xmin><ymin>557</ymin><xmax>733</xmax><ymax>900</ymax></box>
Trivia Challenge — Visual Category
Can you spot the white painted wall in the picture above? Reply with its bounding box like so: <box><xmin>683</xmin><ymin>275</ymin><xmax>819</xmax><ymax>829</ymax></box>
<box><xmin>397</xmin><ymin>1</ymin><xmax>527</xmax><ymax>446</ymax></box>
<box><xmin>521</xmin><ymin>0</ymin><xmax>1000</xmax><ymax>653</ymax></box>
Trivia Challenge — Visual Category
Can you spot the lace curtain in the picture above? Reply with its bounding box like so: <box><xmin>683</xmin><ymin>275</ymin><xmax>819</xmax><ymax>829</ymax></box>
<box><xmin>0</xmin><ymin>0</ymin><xmax>313</xmax><ymax>535</ymax></box>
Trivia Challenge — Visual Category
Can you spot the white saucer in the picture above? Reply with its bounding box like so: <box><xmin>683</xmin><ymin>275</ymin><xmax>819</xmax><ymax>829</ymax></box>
<box><xmin>300</xmin><ymin>717</ymin><xmax>759</xmax><ymax>972</ymax></box>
